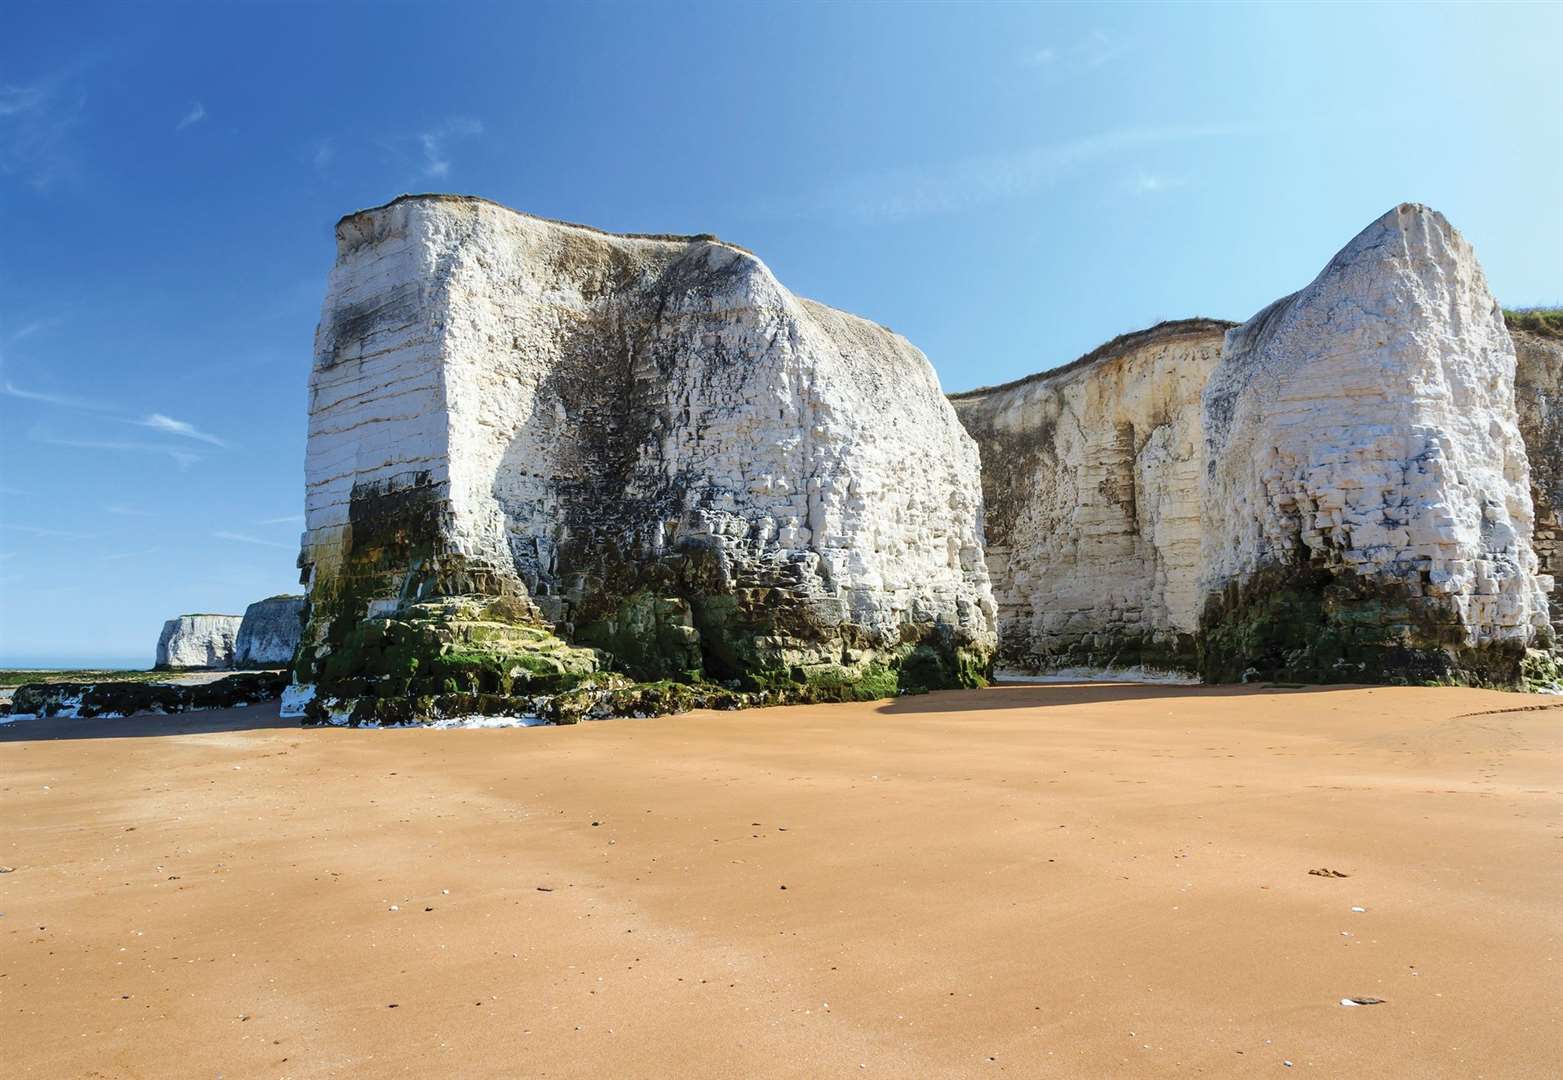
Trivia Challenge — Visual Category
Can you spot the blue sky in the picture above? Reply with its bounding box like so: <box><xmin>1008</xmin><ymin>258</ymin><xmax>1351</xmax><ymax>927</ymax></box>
<box><xmin>1</xmin><ymin>2</ymin><xmax>1559</xmax><ymax>666</ymax></box>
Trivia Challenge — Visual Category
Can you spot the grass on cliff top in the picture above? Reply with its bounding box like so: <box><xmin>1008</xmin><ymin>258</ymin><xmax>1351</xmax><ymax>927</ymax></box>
<box><xmin>1505</xmin><ymin>307</ymin><xmax>1563</xmax><ymax>339</ymax></box>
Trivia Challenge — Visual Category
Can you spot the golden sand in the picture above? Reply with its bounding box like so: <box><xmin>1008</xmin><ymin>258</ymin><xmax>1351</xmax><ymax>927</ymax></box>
<box><xmin>3</xmin><ymin>682</ymin><xmax>1559</xmax><ymax>1077</ymax></box>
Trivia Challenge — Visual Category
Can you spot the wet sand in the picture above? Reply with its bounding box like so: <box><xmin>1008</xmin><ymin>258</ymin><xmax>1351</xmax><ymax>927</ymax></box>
<box><xmin>3</xmin><ymin>683</ymin><xmax>1560</xmax><ymax>1078</ymax></box>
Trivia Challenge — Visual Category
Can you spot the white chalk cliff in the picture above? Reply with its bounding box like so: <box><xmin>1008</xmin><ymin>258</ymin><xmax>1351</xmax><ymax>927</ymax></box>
<box><xmin>955</xmin><ymin>204</ymin><xmax>1554</xmax><ymax>685</ymax></box>
<box><xmin>1201</xmin><ymin>204</ymin><xmax>1549</xmax><ymax>680</ymax></box>
<box><xmin>234</xmin><ymin>595</ymin><xmax>306</xmax><ymax>668</ymax></box>
<box><xmin>296</xmin><ymin>195</ymin><xmax>995</xmax><ymax>697</ymax></box>
<box><xmin>950</xmin><ymin>321</ymin><xmax>1230</xmax><ymax>670</ymax></box>
<box><xmin>155</xmin><ymin>614</ymin><xmax>242</xmax><ymax>670</ymax></box>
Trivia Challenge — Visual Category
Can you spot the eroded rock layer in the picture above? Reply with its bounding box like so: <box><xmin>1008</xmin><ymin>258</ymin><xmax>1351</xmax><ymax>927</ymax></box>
<box><xmin>1201</xmin><ymin>204</ymin><xmax>1549</xmax><ymax>684</ymax></box>
<box><xmin>1513</xmin><ymin>328</ymin><xmax>1563</xmax><ymax>638</ymax></box>
<box><xmin>155</xmin><ymin>615</ymin><xmax>242</xmax><ymax>670</ymax></box>
<box><xmin>295</xmin><ymin>195</ymin><xmax>995</xmax><ymax>717</ymax></box>
<box><xmin>950</xmin><ymin>320</ymin><xmax>1232</xmax><ymax>671</ymax></box>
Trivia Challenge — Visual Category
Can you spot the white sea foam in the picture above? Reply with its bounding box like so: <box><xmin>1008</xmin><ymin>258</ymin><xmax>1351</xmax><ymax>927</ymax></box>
<box><xmin>428</xmin><ymin>714</ymin><xmax>550</xmax><ymax>730</ymax></box>
<box><xmin>279</xmin><ymin>683</ymin><xmax>317</xmax><ymax>718</ymax></box>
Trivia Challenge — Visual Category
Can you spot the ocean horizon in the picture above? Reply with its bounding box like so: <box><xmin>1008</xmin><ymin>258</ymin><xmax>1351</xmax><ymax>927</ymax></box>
<box><xmin>0</xmin><ymin>657</ymin><xmax>152</xmax><ymax>671</ymax></box>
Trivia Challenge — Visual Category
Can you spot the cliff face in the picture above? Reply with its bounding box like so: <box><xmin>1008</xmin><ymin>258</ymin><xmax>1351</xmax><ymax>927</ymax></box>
<box><xmin>954</xmin><ymin>205</ymin><xmax>1553</xmax><ymax>686</ymax></box>
<box><xmin>234</xmin><ymin>596</ymin><xmax>306</xmax><ymax>668</ymax></box>
<box><xmin>155</xmin><ymin>615</ymin><xmax>242</xmax><ymax>670</ymax></box>
<box><xmin>950</xmin><ymin>321</ymin><xmax>1230</xmax><ymax>670</ymax></box>
<box><xmin>1200</xmin><ymin>204</ymin><xmax>1549</xmax><ymax>684</ymax></box>
<box><xmin>1513</xmin><ymin>329</ymin><xmax>1563</xmax><ymax>637</ymax></box>
<box><xmin>296</xmin><ymin>195</ymin><xmax>994</xmax><ymax>716</ymax></box>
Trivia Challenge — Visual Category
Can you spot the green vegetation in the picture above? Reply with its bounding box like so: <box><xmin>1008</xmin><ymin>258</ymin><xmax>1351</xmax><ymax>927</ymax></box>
<box><xmin>1197</xmin><ymin>563</ymin><xmax>1528</xmax><ymax>688</ymax></box>
<box><xmin>1505</xmin><ymin>307</ymin><xmax>1563</xmax><ymax>340</ymax></box>
<box><xmin>1</xmin><ymin>669</ymin><xmax>193</xmax><ymax>688</ymax></box>
<box><xmin>298</xmin><ymin>587</ymin><xmax>993</xmax><ymax>727</ymax></box>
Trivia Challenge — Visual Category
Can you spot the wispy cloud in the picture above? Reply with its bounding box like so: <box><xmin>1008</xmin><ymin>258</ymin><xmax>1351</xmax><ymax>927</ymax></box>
<box><xmin>311</xmin><ymin>137</ymin><xmax>334</xmax><ymax>171</ymax></box>
<box><xmin>0</xmin><ymin>483</ymin><xmax>27</xmax><ymax>497</ymax></box>
<box><xmin>1130</xmin><ymin>172</ymin><xmax>1188</xmax><ymax>195</ymax></box>
<box><xmin>213</xmin><ymin>530</ymin><xmax>294</xmax><ymax>550</ymax></box>
<box><xmin>0</xmin><ymin>522</ymin><xmax>96</xmax><ymax>539</ymax></box>
<box><xmin>103</xmin><ymin>547</ymin><xmax>160</xmax><ymax>561</ymax></box>
<box><xmin>176</xmin><ymin>101</ymin><xmax>206</xmax><ymax>131</ymax></box>
<box><xmin>0</xmin><ymin>72</ymin><xmax>88</xmax><ymax>189</ymax></box>
<box><xmin>2</xmin><ymin>379</ymin><xmax>109</xmax><ymax>411</ymax></box>
<box><xmin>5</xmin><ymin>317</ymin><xmax>62</xmax><ymax>346</ymax></box>
<box><xmin>105</xmin><ymin>503</ymin><xmax>156</xmax><ymax>517</ymax></box>
<box><xmin>133</xmin><ymin>412</ymin><xmax>227</xmax><ymax>447</ymax></box>
<box><xmin>418</xmin><ymin>116</ymin><xmax>483</xmax><ymax>178</ymax></box>
<box><xmin>259</xmin><ymin>514</ymin><xmax>305</xmax><ymax>526</ymax></box>
<box><xmin>1022</xmin><ymin>30</ymin><xmax>1130</xmax><ymax>73</ymax></box>
<box><xmin>31</xmin><ymin>428</ymin><xmax>204</xmax><ymax>470</ymax></box>
<box><xmin>7</xmin><ymin>380</ymin><xmax>230</xmax><ymax>458</ymax></box>
<box><xmin>776</xmin><ymin>125</ymin><xmax>1248</xmax><ymax>224</ymax></box>
<box><xmin>0</xmin><ymin>85</ymin><xmax>46</xmax><ymax>117</ymax></box>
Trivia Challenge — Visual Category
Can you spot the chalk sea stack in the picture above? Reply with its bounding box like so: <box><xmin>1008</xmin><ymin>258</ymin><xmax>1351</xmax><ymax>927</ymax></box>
<box><xmin>154</xmin><ymin>614</ymin><xmax>243</xmax><ymax>670</ymax></box>
<box><xmin>233</xmin><ymin>595</ymin><xmax>306</xmax><ymax>668</ymax></box>
<box><xmin>955</xmin><ymin>204</ymin><xmax>1556</xmax><ymax>686</ymax></box>
<box><xmin>290</xmin><ymin>195</ymin><xmax>996</xmax><ymax>723</ymax></box>
<box><xmin>1200</xmin><ymin>204</ymin><xmax>1551</xmax><ymax>683</ymax></box>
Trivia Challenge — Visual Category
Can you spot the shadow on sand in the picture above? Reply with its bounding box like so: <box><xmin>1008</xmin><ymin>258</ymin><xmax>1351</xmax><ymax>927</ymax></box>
<box><xmin>877</xmin><ymin>679</ymin><xmax>1361</xmax><ymax>716</ymax></box>
<box><xmin>0</xmin><ymin>701</ymin><xmax>293</xmax><ymax>742</ymax></box>
<box><xmin>0</xmin><ymin>680</ymin><xmax>1373</xmax><ymax>742</ymax></box>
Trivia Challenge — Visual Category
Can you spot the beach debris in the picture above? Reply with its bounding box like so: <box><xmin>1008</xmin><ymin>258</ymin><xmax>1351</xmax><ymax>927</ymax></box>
<box><xmin>1309</xmin><ymin>868</ymin><xmax>1349</xmax><ymax>877</ymax></box>
<box><xmin>536</xmin><ymin>886</ymin><xmax>554</xmax><ymax>892</ymax></box>
<box><xmin>1351</xmin><ymin>906</ymin><xmax>1366</xmax><ymax>912</ymax></box>
<box><xmin>1340</xmin><ymin>997</ymin><xmax>1386</xmax><ymax>1007</ymax></box>
<box><xmin>388</xmin><ymin>905</ymin><xmax>399</xmax><ymax>912</ymax></box>
<box><xmin>0</xmin><ymin>866</ymin><xmax>14</xmax><ymax>873</ymax></box>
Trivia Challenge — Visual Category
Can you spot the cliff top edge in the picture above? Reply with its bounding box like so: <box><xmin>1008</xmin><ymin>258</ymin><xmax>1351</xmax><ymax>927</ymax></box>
<box><xmin>338</xmin><ymin>193</ymin><xmax>755</xmax><ymax>255</ymax></box>
<box><xmin>948</xmin><ymin>317</ymin><xmax>1238</xmax><ymax>401</ymax></box>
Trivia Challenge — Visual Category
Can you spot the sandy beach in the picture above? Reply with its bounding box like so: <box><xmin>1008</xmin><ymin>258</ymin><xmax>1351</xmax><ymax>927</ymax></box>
<box><xmin>3</xmin><ymin>682</ymin><xmax>1560</xmax><ymax>1078</ymax></box>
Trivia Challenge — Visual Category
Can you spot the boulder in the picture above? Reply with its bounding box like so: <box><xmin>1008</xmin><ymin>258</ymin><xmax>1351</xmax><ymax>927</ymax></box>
<box><xmin>234</xmin><ymin>595</ymin><xmax>306</xmax><ymax>668</ymax></box>
<box><xmin>155</xmin><ymin>614</ymin><xmax>243</xmax><ymax>670</ymax></box>
<box><xmin>1199</xmin><ymin>204</ymin><xmax>1550</xmax><ymax>684</ymax></box>
<box><xmin>292</xmin><ymin>194</ymin><xmax>995</xmax><ymax>719</ymax></box>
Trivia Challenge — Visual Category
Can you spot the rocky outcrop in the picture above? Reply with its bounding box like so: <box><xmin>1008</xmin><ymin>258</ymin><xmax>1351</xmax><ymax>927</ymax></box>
<box><xmin>1200</xmin><ymin>204</ymin><xmax>1550</xmax><ymax>684</ymax></box>
<box><xmin>950</xmin><ymin>320</ymin><xmax>1232</xmax><ymax>671</ymax></box>
<box><xmin>234</xmin><ymin>595</ymin><xmax>306</xmax><ymax>668</ymax></box>
<box><xmin>1513</xmin><ymin>328</ymin><xmax>1563</xmax><ymax>638</ymax></box>
<box><xmin>155</xmin><ymin>615</ymin><xmax>242</xmax><ymax>670</ymax></box>
<box><xmin>10</xmin><ymin>672</ymin><xmax>287</xmax><ymax>720</ymax></box>
<box><xmin>294</xmin><ymin>194</ymin><xmax>995</xmax><ymax>722</ymax></box>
